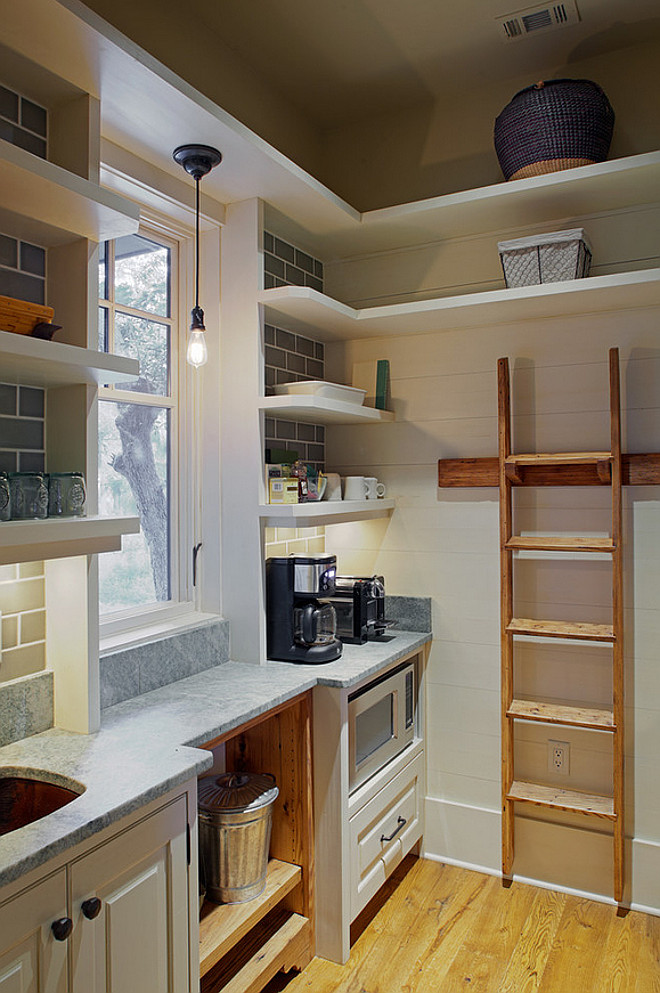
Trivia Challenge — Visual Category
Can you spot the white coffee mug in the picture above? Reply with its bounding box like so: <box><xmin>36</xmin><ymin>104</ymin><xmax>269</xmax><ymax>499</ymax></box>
<box><xmin>343</xmin><ymin>476</ymin><xmax>368</xmax><ymax>501</ymax></box>
<box><xmin>365</xmin><ymin>477</ymin><xmax>386</xmax><ymax>499</ymax></box>
<box><xmin>324</xmin><ymin>472</ymin><xmax>342</xmax><ymax>501</ymax></box>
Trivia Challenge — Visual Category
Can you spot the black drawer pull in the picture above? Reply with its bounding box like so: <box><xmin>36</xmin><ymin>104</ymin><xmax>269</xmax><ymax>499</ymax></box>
<box><xmin>380</xmin><ymin>816</ymin><xmax>407</xmax><ymax>844</ymax></box>
<box><xmin>82</xmin><ymin>897</ymin><xmax>102</xmax><ymax>920</ymax></box>
<box><xmin>51</xmin><ymin>918</ymin><xmax>73</xmax><ymax>941</ymax></box>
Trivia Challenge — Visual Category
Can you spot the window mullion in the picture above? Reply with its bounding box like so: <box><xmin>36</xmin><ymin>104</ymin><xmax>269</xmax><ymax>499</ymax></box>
<box><xmin>98</xmin><ymin>226</ymin><xmax>183</xmax><ymax>622</ymax></box>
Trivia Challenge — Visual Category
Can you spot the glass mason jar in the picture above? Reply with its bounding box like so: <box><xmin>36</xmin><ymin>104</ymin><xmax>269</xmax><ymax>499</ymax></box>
<box><xmin>48</xmin><ymin>472</ymin><xmax>87</xmax><ymax>517</ymax></box>
<box><xmin>9</xmin><ymin>472</ymin><xmax>49</xmax><ymax>520</ymax></box>
<box><xmin>0</xmin><ymin>472</ymin><xmax>10</xmax><ymax>522</ymax></box>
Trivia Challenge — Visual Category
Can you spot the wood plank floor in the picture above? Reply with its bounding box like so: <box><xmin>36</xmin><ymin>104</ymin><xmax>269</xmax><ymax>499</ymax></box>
<box><xmin>264</xmin><ymin>857</ymin><xmax>660</xmax><ymax>993</ymax></box>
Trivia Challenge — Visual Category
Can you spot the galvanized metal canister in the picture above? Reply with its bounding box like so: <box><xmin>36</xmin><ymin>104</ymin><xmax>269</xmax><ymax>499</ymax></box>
<box><xmin>197</xmin><ymin>772</ymin><xmax>278</xmax><ymax>904</ymax></box>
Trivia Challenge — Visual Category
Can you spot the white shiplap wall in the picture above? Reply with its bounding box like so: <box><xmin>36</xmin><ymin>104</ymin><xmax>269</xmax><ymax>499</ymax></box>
<box><xmin>322</xmin><ymin>207</ymin><xmax>660</xmax><ymax>911</ymax></box>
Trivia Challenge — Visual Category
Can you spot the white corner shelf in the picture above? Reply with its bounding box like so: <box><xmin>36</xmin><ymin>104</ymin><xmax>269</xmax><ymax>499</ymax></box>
<box><xmin>259</xmin><ymin>499</ymin><xmax>395</xmax><ymax>528</ymax></box>
<box><xmin>0</xmin><ymin>138</ymin><xmax>140</xmax><ymax>247</ymax></box>
<box><xmin>260</xmin><ymin>395</ymin><xmax>394</xmax><ymax>425</ymax></box>
<box><xmin>0</xmin><ymin>516</ymin><xmax>140</xmax><ymax>566</ymax></box>
<box><xmin>258</xmin><ymin>268</ymin><xmax>660</xmax><ymax>341</ymax></box>
<box><xmin>0</xmin><ymin>330</ymin><xmax>140</xmax><ymax>387</ymax></box>
<box><xmin>349</xmin><ymin>151</ymin><xmax>660</xmax><ymax>255</ymax></box>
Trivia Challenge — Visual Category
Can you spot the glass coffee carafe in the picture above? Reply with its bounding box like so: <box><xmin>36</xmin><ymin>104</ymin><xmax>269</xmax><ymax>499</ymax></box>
<box><xmin>294</xmin><ymin>600</ymin><xmax>337</xmax><ymax>647</ymax></box>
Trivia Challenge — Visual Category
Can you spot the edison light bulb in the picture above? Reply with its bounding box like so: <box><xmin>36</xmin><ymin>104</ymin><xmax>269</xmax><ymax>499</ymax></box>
<box><xmin>187</xmin><ymin>329</ymin><xmax>208</xmax><ymax>368</ymax></box>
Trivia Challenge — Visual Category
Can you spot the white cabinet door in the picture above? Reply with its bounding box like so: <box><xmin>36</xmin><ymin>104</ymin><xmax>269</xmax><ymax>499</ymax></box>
<box><xmin>70</xmin><ymin>796</ymin><xmax>189</xmax><ymax>993</ymax></box>
<box><xmin>0</xmin><ymin>870</ymin><xmax>68</xmax><ymax>993</ymax></box>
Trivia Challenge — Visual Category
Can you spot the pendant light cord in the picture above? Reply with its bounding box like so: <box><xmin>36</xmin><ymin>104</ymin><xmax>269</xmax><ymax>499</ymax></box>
<box><xmin>195</xmin><ymin>176</ymin><xmax>200</xmax><ymax>310</ymax></box>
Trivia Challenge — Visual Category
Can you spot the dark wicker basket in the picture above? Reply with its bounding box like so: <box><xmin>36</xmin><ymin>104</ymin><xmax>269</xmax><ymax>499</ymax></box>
<box><xmin>494</xmin><ymin>79</ymin><xmax>615</xmax><ymax>181</ymax></box>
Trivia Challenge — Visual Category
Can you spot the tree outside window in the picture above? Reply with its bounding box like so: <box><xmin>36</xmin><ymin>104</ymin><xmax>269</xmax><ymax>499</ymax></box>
<box><xmin>98</xmin><ymin>232</ymin><xmax>178</xmax><ymax>614</ymax></box>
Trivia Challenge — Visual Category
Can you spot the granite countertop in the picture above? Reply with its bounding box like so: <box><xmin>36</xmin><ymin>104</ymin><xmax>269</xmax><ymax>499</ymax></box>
<box><xmin>0</xmin><ymin>630</ymin><xmax>430</xmax><ymax>890</ymax></box>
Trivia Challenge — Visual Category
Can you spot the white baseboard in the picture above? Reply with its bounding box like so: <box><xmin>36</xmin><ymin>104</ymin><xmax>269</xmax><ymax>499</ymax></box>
<box><xmin>424</xmin><ymin>796</ymin><xmax>660</xmax><ymax>917</ymax></box>
<box><xmin>422</xmin><ymin>850</ymin><xmax>501</xmax><ymax>880</ymax></box>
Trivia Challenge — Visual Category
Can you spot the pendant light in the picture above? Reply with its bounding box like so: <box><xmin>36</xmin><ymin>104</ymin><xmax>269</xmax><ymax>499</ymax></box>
<box><xmin>172</xmin><ymin>144</ymin><xmax>222</xmax><ymax>368</ymax></box>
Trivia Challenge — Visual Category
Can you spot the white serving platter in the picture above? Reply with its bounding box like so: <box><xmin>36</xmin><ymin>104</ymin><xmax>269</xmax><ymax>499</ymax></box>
<box><xmin>272</xmin><ymin>380</ymin><xmax>366</xmax><ymax>405</ymax></box>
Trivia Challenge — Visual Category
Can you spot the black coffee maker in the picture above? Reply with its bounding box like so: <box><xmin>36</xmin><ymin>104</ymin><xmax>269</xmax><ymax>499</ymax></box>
<box><xmin>266</xmin><ymin>554</ymin><xmax>343</xmax><ymax>663</ymax></box>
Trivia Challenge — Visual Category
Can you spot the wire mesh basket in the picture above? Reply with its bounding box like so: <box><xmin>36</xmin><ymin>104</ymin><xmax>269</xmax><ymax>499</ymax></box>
<box><xmin>498</xmin><ymin>229</ymin><xmax>592</xmax><ymax>288</ymax></box>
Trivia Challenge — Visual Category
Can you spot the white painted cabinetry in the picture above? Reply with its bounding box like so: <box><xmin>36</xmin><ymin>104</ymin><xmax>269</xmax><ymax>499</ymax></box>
<box><xmin>0</xmin><ymin>869</ymin><xmax>68</xmax><ymax>993</ymax></box>
<box><xmin>313</xmin><ymin>649</ymin><xmax>427</xmax><ymax>965</ymax></box>
<box><xmin>0</xmin><ymin>795</ymin><xmax>191</xmax><ymax>993</ymax></box>
<box><xmin>70</xmin><ymin>796</ymin><xmax>189</xmax><ymax>993</ymax></box>
<box><xmin>349</xmin><ymin>749</ymin><xmax>424</xmax><ymax>921</ymax></box>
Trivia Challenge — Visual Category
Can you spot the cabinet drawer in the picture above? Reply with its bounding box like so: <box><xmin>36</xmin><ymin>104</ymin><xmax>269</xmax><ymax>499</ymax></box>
<box><xmin>349</xmin><ymin>751</ymin><xmax>423</xmax><ymax>920</ymax></box>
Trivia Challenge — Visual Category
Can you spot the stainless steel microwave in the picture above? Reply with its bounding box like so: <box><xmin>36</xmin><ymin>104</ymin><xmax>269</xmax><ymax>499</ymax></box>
<box><xmin>348</xmin><ymin>660</ymin><xmax>416</xmax><ymax>793</ymax></box>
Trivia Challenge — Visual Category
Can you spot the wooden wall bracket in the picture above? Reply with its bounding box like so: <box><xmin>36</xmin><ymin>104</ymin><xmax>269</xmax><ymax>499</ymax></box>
<box><xmin>438</xmin><ymin>453</ymin><xmax>660</xmax><ymax>488</ymax></box>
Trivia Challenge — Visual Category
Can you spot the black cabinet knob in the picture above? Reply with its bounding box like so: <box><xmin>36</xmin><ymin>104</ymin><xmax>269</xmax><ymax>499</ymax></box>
<box><xmin>51</xmin><ymin>917</ymin><xmax>73</xmax><ymax>941</ymax></box>
<box><xmin>81</xmin><ymin>897</ymin><xmax>102</xmax><ymax>920</ymax></box>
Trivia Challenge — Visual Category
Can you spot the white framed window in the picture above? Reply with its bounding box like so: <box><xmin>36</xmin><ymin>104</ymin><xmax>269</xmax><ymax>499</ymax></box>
<box><xmin>97</xmin><ymin>223</ymin><xmax>198</xmax><ymax>634</ymax></box>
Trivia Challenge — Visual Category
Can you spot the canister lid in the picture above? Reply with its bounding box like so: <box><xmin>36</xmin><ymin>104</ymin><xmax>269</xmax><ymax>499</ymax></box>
<box><xmin>197</xmin><ymin>772</ymin><xmax>278</xmax><ymax>813</ymax></box>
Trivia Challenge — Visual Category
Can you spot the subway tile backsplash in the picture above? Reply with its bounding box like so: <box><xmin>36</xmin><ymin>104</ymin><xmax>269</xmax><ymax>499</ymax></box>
<box><xmin>0</xmin><ymin>379</ymin><xmax>47</xmax><ymax>685</ymax></box>
<box><xmin>0</xmin><ymin>562</ymin><xmax>46</xmax><ymax>683</ymax></box>
<box><xmin>264</xmin><ymin>324</ymin><xmax>326</xmax><ymax>469</ymax></box>
<box><xmin>0</xmin><ymin>231</ymin><xmax>47</xmax><ymax>305</ymax></box>
<box><xmin>0</xmin><ymin>382</ymin><xmax>46</xmax><ymax>473</ymax></box>
<box><xmin>264</xmin><ymin>526</ymin><xmax>326</xmax><ymax>560</ymax></box>
<box><xmin>0</xmin><ymin>83</ymin><xmax>47</xmax><ymax>160</ymax></box>
<box><xmin>263</xmin><ymin>232</ymin><xmax>326</xmax><ymax>551</ymax></box>
<box><xmin>263</xmin><ymin>231</ymin><xmax>323</xmax><ymax>292</ymax></box>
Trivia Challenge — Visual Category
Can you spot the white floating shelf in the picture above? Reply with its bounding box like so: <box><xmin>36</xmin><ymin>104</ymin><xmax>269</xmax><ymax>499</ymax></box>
<box><xmin>259</xmin><ymin>499</ymin><xmax>395</xmax><ymax>528</ymax></box>
<box><xmin>0</xmin><ymin>138</ymin><xmax>139</xmax><ymax>247</ymax></box>
<box><xmin>259</xmin><ymin>268</ymin><xmax>660</xmax><ymax>341</ymax></box>
<box><xmin>260</xmin><ymin>395</ymin><xmax>394</xmax><ymax>425</ymax></box>
<box><xmin>0</xmin><ymin>516</ymin><xmax>140</xmax><ymax>566</ymax></box>
<box><xmin>347</xmin><ymin>151</ymin><xmax>660</xmax><ymax>255</ymax></box>
<box><xmin>0</xmin><ymin>330</ymin><xmax>140</xmax><ymax>387</ymax></box>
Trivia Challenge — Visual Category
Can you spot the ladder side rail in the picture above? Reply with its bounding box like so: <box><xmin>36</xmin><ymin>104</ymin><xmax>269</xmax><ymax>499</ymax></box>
<box><xmin>609</xmin><ymin>347</ymin><xmax>625</xmax><ymax>904</ymax></box>
<box><xmin>498</xmin><ymin>357</ymin><xmax>515</xmax><ymax>879</ymax></box>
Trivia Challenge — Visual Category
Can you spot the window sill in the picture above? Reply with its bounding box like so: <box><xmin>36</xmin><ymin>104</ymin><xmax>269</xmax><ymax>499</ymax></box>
<box><xmin>99</xmin><ymin>610</ymin><xmax>224</xmax><ymax>656</ymax></box>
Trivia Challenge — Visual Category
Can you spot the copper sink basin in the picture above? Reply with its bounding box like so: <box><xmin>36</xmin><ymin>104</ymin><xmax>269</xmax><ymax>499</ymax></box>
<box><xmin>0</xmin><ymin>774</ymin><xmax>84</xmax><ymax>836</ymax></box>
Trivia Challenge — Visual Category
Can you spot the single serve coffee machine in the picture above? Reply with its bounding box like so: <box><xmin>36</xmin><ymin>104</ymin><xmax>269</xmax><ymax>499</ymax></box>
<box><xmin>266</xmin><ymin>554</ymin><xmax>343</xmax><ymax>663</ymax></box>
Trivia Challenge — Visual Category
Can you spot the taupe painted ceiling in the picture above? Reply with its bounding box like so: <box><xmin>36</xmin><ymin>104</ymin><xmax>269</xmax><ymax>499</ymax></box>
<box><xmin>195</xmin><ymin>0</ymin><xmax>660</xmax><ymax>129</ymax></box>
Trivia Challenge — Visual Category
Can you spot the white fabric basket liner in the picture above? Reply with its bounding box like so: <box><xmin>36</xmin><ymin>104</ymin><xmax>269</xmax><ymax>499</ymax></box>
<box><xmin>498</xmin><ymin>228</ymin><xmax>591</xmax><ymax>253</ymax></box>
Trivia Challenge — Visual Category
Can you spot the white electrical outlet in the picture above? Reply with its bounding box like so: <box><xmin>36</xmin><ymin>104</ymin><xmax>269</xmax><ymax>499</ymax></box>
<box><xmin>548</xmin><ymin>739</ymin><xmax>570</xmax><ymax>776</ymax></box>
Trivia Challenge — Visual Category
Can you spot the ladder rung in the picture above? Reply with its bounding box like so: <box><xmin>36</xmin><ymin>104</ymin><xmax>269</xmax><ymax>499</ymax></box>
<box><xmin>506</xmin><ymin>536</ymin><xmax>615</xmax><ymax>553</ymax></box>
<box><xmin>507</xmin><ymin>618</ymin><xmax>615</xmax><ymax>642</ymax></box>
<box><xmin>507</xmin><ymin>699</ymin><xmax>615</xmax><ymax>730</ymax></box>
<box><xmin>505</xmin><ymin>452</ymin><xmax>612</xmax><ymax>466</ymax></box>
<box><xmin>508</xmin><ymin>781</ymin><xmax>616</xmax><ymax>820</ymax></box>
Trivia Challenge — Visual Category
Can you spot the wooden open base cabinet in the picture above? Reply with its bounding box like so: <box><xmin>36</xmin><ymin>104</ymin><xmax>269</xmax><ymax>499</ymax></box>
<box><xmin>198</xmin><ymin>692</ymin><xmax>314</xmax><ymax>993</ymax></box>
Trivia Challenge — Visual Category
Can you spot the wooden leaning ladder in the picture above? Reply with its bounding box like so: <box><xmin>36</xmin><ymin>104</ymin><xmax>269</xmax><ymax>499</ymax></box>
<box><xmin>498</xmin><ymin>347</ymin><xmax>625</xmax><ymax>904</ymax></box>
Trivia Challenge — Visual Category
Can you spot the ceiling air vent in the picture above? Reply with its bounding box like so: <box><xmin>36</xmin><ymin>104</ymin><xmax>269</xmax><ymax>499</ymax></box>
<box><xmin>496</xmin><ymin>1</ymin><xmax>580</xmax><ymax>42</ymax></box>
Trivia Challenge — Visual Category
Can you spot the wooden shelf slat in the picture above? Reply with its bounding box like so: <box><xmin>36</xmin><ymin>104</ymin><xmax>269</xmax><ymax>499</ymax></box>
<box><xmin>507</xmin><ymin>699</ymin><xmax>615</xmax><ymax>730</ymax></box>
<box><xmin>505</xmin><ymin>452</ymin><xmax>611</xmax><ymax>466</ymax></box>
<box><xmin>202</xmin><ymin>911</ymin><xmax>310</xmax><ymax>993</ymax></box>
<box><xmin>438</xmin><ymin>452</ymin><xmax>660</xmax><ymax>487</ymax></box>
<box><xmin>506</xmin><ymin>536</ymin><xmax>615</xmax><ymax>553</ymax></box>
<box><xmin>507</xmin><ymin>618</ymin><xmax>615</xmax><ymax>642</ymax></box>
<box><xmin>508</xmin><ymin>781</ymin><xmax>616</xmax><ymax>820</ymax></box>
<box><xmin>199</xmin><ymin>859</ymin><xmax>302</xmax><ymax>978</ymax></box>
